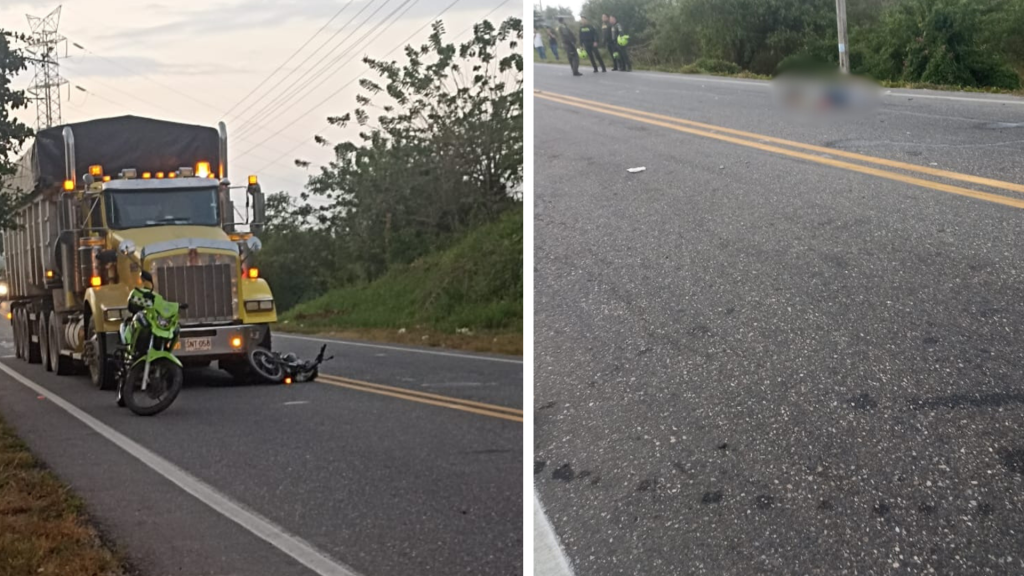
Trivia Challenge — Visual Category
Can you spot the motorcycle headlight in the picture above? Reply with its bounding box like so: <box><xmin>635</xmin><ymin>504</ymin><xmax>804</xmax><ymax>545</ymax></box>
<box><xmin>156</xmin><ymin>315</ymin><xmax>171</xmax><ymax>329</ymax></box>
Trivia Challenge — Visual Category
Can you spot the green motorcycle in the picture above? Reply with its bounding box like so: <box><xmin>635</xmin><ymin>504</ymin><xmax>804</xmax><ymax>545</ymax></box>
<box><xmin>115</xmin><ymin>271</ymin><xmax>185</xmax><ymax>416</ymax></box>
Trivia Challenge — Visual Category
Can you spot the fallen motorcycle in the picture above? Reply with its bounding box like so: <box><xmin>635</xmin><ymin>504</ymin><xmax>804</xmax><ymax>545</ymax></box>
<box><xmin>247</xmin><ymin>344</ymin><xmax>333</xmax><ymax>384</ymax></box>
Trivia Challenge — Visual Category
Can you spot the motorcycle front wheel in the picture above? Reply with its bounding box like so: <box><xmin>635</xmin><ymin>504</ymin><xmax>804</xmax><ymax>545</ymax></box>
<box><xmin>123</xmin><ymin>358</ymin><xmax>183</xmax><ymax>416</ymax></box>
<box><xmin>248</xmin><ymin>347</ymin><xmax>285</xmax><ymax>382</ymax></box>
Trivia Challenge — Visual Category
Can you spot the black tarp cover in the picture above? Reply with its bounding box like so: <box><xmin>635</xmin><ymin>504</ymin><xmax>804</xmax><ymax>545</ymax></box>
<box><xmin>9</xmin><ymin>115</ymin><xmax>220</xmax><ymax>198</ymax></box>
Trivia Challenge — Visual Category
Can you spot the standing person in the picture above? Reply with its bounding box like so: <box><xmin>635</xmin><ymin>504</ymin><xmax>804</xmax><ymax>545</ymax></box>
<box><xmin>547</xmin><ymin>27</ymin><xmax>560</xmax><ymax>61</ymax></box>
<box><xmin>609</xmin><ymin>16</ymin><xmax>632</xmax><ymax>71</ymax></box>
<box><xmin>557</xmin><ymin>16</ymin><xmax>582</xmax><ymax>77</ymax></box>
<box><xmin>601</xmin><ymin>14</ymin><xmax>618</xmax><ymax>71</ymax></box>
<box><xmin>578</xmin><ymin>17</ymin><xmax>606</xmax><ymax>73</ymax></box>
<box><xmin>534</xmin><ymin>29</ymin><xmax>547</xmax><ymax>60</ymax></box>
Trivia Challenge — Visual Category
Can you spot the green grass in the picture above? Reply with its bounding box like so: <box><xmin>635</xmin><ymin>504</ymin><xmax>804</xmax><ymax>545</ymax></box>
<box><xmin>0</xmin><ymin>417</ymin><xmax>124</xmax><ymax>576</ymax></box>
<box><xmin>282</xmin><ymin>207</ymin><xmax>523</xmax><ymax>354</ymax></box>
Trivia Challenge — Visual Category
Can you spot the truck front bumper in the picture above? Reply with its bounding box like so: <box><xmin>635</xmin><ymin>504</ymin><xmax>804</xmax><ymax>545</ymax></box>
<box><xmin>104</xmin><ymin>323</ymin><xmax>269</xmax><ymax>361</ymax></box>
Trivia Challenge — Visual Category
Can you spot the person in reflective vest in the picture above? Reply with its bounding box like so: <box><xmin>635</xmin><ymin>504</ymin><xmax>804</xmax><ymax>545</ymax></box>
<box><xmin>609</xmin><ymin>16</ymin><xmax>632</xmax><ymax>72</ymax></box>
<box><xmin>557</xmin><ymin>16</ymin><xmax>583</xmax><ymax>77</ymax></box>
<box><xmin>601</xmin><ymin>14</ymin><xmax>618</xmax><ymax>71</ymax></box>
<box><xmin>578</xmin><ymin>17</ymin><xmax>606</xmax><ymax>73</ymax></box>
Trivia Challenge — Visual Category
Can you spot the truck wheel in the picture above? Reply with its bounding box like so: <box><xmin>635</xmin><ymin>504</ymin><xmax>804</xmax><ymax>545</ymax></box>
<box><xmin>84</xmin><ymin>320</ymin><xmax>115</xmax><ymax>390</ymax></box>
<box><xmin>48</xmin><ymin>312</ymin><xmax>72</xmax><ymax>375</ymax></box>
<box><xmin>39</xmin><ymin>311</ymin><xmax>52</xmax><ymax>372</ymax></box>
<box><xmin>26</xmin><ymin>310</ymin><xmax>41</xmax><ymax>364</ymax></box>
<box><xmin>13</xmin><ymin>309</ymin><xmax>24</xmax><ymax>360</ymax></box>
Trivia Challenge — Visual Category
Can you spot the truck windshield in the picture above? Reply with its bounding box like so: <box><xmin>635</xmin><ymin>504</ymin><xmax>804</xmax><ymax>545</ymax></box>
<box><xmin>105</xmin><ymin>188</ymin><xmax>219</xmax><ymax>229</ymax></box>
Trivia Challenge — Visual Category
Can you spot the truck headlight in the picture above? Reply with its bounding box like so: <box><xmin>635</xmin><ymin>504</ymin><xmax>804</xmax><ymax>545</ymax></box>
<box><xmin>104</xmin><ymin>307</ymin><xmax>129</xmax><ymax>322</ymax></box>
<box><xmin>245</xmin><ymin>299</ymin><xmax>274</xmax><ymax>312</ymax></box>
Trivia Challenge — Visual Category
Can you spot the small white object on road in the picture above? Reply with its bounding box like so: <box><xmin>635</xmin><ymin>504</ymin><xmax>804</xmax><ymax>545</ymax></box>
<box><xmin>284</xmin><ymin>401</ymin><xmax>309</xmax><ymax>406</ymax></box>
<box><xmin>627</xmin><ymin>167</ymin><xmax>646</xmax><ymax>173</ymax></box>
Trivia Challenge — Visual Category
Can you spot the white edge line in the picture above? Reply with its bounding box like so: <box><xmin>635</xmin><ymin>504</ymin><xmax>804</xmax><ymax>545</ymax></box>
<box><xmin>0</xmin><ymin>361</ymin><xmax>362</xmax><ymax>576</ymax></box>
<box><xmin>276</xmin><ymin>333</ymin><xmax>523</xmax><ymax>365</ymax></box>
<box><xmin>883</xmin><ymin>91</ymin><xmax>1024</xmax><ymax>105</ymax></box>
<box><xmin>534</xmin><ymin>489</ymin><xmax>575</xmax><ymax>576</ymax></box>
<box><xmin>537</xmin><ymin>62</ymin><xmax>1024</xmax><ymax>105</ymax></box>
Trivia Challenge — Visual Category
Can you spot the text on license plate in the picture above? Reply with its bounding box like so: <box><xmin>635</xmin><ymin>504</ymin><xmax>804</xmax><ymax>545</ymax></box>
<box><xmin>176</xmin><ymin>337</ymin><xmax>213</xmax><ymax>352</ymax></box>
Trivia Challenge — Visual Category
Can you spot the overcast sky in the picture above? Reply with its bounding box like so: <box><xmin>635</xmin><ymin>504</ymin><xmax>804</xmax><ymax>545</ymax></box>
<box><xmin>534</xmin><ymin>0</ymin><xmax>583</xmax><ymax>17</ymax></box>
<box><xmin>4</xmin><ymin>0</ymin><xmax>520</xmax><ymax>199</ymax></box>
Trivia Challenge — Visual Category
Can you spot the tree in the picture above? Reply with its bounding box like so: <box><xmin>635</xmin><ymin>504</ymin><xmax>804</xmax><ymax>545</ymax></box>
<box><xmin>0</xmin><ymin>30</ymin><xmax>34</xmax><ymax>233</ymax></box>
<box><xmin>302</xmin><ymin>17</ymin><xmax>523</xmax><ymax>282</ymax></box>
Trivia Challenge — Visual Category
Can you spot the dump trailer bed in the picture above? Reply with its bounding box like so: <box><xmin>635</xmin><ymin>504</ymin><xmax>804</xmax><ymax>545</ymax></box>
<box><xmin>2</xmin><ymin>116</ymin><xmax>220</xmax><ymax>303</ymax></box>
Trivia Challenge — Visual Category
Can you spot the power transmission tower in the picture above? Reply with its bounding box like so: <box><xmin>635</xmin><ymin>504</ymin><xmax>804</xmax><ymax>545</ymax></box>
<box><xmin>25</xmin><ymin>6</ymin><xmax>69</xmax><ymax>129</ymax></box>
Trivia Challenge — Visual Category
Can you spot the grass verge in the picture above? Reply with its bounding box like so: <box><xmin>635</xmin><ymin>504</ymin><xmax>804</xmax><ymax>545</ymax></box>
<box><xmin>0</xmin><ymin>416</ymin><xmax>123</xmax><ymax>576</ymax></box>
<box><xmin>278</xmin><ymin>326</ymin><xmax>523</xmax><ymax>356</ymax></box>
<box><xmin>534</xmin><ymin>53</ymin><xmax>1024</xmax><ymax>96</ymax></box>
<box><xmin>282</xmin><ymin>206</ymin><xmax>523</xmax><ymax>356</ymax></box>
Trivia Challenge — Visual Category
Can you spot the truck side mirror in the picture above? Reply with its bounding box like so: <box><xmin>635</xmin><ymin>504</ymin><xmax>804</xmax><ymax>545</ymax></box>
<box><xmin>248</xmin><ymin>182</ymin><xmax>265</xmax><ymax>235</ymax></box>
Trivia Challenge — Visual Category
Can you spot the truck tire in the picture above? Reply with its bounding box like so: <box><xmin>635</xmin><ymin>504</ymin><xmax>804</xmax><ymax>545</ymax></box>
<box><xmin>39</xmin><ymin>311</ymin><xmax>52</xmax><ymax>372</ymax></box>
<box><xmin>84</xmin><ymin>318</ymin><xmax>116</xmax><ymax>390</ymax></box>
<box><xmin>49</xmin><ymin>312</ymin><xmax>73</xmax><ymax>375</ymax></box>
<box><xmin>26</xmin><ymin>309</ymin><xmax>42</xmax><ymax>364</ymax></box>
<box><xmin>13</xmin><ymin>309</ymin><xmax>24</xmax><ymax>360</ymax></box>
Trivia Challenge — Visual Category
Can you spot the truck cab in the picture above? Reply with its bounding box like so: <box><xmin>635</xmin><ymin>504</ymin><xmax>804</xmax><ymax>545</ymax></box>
<box><xmin>3</xmin><ymin>115</ymin><xmax>276</xmax><ymax>388</ymax></box>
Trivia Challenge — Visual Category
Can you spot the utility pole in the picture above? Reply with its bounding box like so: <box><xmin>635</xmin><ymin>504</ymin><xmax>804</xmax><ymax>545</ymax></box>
<box><xmin>25</xmin><ymin>5</ymin><xmax>68</xmax><ymax>129</ymax></box>
<box><xmin>835</xmin><ymin>0</ymin><xmax>850</xmax><ymax>74</ymax></box>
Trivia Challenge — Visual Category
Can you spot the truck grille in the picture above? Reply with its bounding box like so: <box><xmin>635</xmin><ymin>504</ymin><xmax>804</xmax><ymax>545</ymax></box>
<box><xmin>151</xmin><ymin>254</ymin><xmax>237</xmax><ymax>325</ymax></box>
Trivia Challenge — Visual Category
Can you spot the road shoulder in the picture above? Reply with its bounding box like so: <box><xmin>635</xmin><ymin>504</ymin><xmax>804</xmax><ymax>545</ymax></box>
<box><xmin>0</xmin><ymin>360</ymin><xmax>314</xmax><ymax>576</ymax></box>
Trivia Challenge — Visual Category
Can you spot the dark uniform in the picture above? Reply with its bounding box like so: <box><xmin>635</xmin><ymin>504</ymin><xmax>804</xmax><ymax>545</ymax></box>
<box><xmin>610</xmin><ymin>22</ymin><xmax>632</xmax><ymax>71</ymax></box>
<box><xmin>602</xmin><ymin>21</ymin><xmax>618</xmax><ymax>70</ymax></box>
<box><xmin>578</xmin><ymin>23</ymin><xmax>606</xmax><ymax>72</ymax></box>
<box><xmin>558</xmin><ymin>21</ymin><xmax>582</xmax><ymax>76</ymax></box>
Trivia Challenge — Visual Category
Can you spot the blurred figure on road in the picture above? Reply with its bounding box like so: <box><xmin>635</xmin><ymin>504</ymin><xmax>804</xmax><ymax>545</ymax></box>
<box><xmin>578</xmin><ymin>17</ymin><xmax>606</xmax><ymax>73</ymax></box>
<box><xmin>601</xmin><ymin>14</ymin><xmax>618</xmax><ymax>71</ymax></box>
<box><xmin>557</xmin><ymin>17</ymin><xmax>582</xmax><ymax>77</ymax></box>
<box><xmin>547</xmin><ymin>27</ymin><xmax>560</xmax><ymax>61</ymax></box>
<box><xmin>609</xmin><ymin>16</ymin><xmax>632</xmax><ymax>71</ymax></box>
<box><xmin>534</xmin><ymin>29</ymin><xmax>547</xmax><ymax>60</ymax></box>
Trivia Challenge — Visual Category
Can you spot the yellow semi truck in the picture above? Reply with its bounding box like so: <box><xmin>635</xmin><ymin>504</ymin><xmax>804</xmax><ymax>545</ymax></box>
<box><xmin>2</xmin><ymin>115</ymin><xmax>276</xmax><ymax>388</ymax></box>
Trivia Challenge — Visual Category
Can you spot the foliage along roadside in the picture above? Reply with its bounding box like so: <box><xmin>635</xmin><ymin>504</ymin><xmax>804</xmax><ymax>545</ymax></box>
<box><xmin>0</xmin><ymin>30</ymin><xmax>35</xmax><ymax>238</ymax></box>
<box><xmin>259</xmin><ymin>17</ymin><xmax>523</xmax><ymax>323</ymax></box>
<box><xmin>279</xmin><ymin>206</ymin><xmax>523</xmax><ymax>356</ymax></box>
<box><xmin>536</xmin><ymin>0</ymin><xmax>1024</xmax><ymax>92</ymax></box>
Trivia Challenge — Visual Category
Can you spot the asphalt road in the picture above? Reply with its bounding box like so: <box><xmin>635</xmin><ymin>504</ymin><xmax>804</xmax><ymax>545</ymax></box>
<box><xmin>0</xmin><ymin>322</ymin><xmax>522</xmax><ymax>576</ymax></box>
<box><xmin>534</xmin><ymin>64</ymin><xmax>1024</xmax><ymax>575</ymax></box>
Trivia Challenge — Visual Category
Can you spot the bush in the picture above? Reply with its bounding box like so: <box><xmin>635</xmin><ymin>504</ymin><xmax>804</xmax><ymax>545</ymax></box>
<box><xmin>679</xmin><ymin>57</ymin><xmax>741</xmax><ymax>75</ymax></box>
<box><xmin>859</xmin><ymin>0</ymin><xmax>1021</xmax><ymax>89</ymax></box>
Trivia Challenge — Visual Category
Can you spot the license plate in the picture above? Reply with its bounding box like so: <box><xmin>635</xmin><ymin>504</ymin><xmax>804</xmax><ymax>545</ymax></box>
<box><xmin>180</xmin><ymin>337</ymin><xmax>212</xmax><ymax>352</ymax></box>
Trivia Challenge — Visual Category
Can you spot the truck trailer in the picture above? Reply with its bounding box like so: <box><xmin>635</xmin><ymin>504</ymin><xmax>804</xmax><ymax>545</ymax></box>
<box><xmin>2</xmin><ymin>115</ymin><xmax>276</xmax><ymax>388</ymax></box>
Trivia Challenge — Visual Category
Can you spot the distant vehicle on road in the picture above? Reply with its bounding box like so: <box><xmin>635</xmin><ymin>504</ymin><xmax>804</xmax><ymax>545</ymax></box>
<box><xmin>2</xmin><ymin>116</ymin><xmax>277</xmax><ymax>388</ymax></box>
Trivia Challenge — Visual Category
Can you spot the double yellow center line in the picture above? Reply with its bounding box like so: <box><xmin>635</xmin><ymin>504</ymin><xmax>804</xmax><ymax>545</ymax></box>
<box><xmin>536</xmin><ymin>90</ymin><xmax>1024</xmax><ymax>210</ymax></box>
<box><xmin>317</xmin><ymin>373</ymin><xmax>523</xmax><ymax>423</ymax></box>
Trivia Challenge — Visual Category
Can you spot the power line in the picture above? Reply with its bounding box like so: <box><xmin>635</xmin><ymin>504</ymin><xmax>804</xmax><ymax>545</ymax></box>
<box><xmin>220</xmin><ymin>0</ymin><xmax>356</xmax><ymax>120</ymax></box>
<box><xmin>65</xmin><ymin>76</ymin><xmax>286</xmax><ymax>168</ymax></box>
<box><xmin>233</xmin><ymin>0</ymin><xmax>430</xmax><ymax>153</ymax></box>
<box><xmin>60</xmin><ymin>61</ymin><xmax>292</xmax><ymax>165</ymax></box>
<box><xmin>232</xmin><ymin>0</ymin><xmax>412</xmax><ymax>142</ymax></box>
<box><xmin>64</xmin><ymin>38</ymin><xmax>313</xmax><ymax>151</ymax></box>
<box><xmin>68</xmin><ymin>37</ymin><xmax>224</xmax><ymax>113</ymax></box>
<box><xmin>249</xmin><ymin>0</ymin><xmax>512</xmax><ymax>175</ymax></box>
<box><xmin>226</xmin><ymin>0</ymin><xmax>388</xmax><ymax>132</ymax></box>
